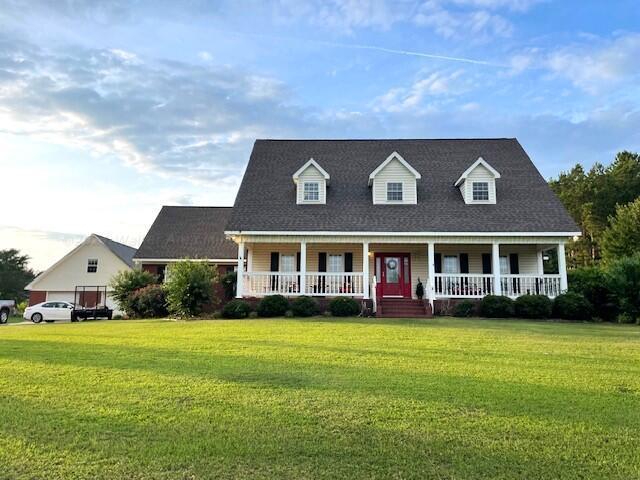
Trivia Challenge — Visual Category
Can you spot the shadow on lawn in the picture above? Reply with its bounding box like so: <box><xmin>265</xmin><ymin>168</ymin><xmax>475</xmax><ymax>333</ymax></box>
<box><xmin>1</xmin><ymin>389</ymin><xmax>605</xmax><ymax>480</ymax></box>
<box><xmin>0</xmin><ymin>337</ymin><xmax>637</xmax><ymax>431</ymax></box>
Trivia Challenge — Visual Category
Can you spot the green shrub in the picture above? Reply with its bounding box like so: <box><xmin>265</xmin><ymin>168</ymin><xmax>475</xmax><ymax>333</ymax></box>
<box><xmin>453</xmin><ymin>300</ymin><xmax>475</xmax><ymax>317</ymax></box>
<box><xmin>130</xmin><ymin>284</ymin><xmax>167</xmax><ymax>318</ymax></box>
<box><xmin>257</xmin><ymin>295</ymin><xmax>289</xmax><ymax>317</ymax></box>
<box><xmin>248</xmin><ymin>311</ymin><xmax>258</xmax><ymax>319</ymax></box>
<box><xmin>568</xmin><ymin>266</ymin><xmax>618</xmax><ymax>321</ymax></box>
<box><xmin>479</xmin><ymin>295</ymin><xmax>514</xmax><ymax>318</ymax></box>
<box><xmin>329</xmin><ymin>297</ymin><xmax>361</xmax><ymax>317</ymax></box>
<box><xmin>606</xmin><ymin>254</ymin><xmax>640</xmax><ymax>321</ymax></box>
<box><xmin>164</xmin><ymin>261</ymin><xmax>217</xmax><ymax>318</ymax></box>
<box><xmin>616</xmin><ymin>312</ymin><xmax>635</xmax><ymax>324</ymax></box>
<box><xmin>110</xmin><ymin>269</ymin><xmax>157</xmax><ymax>316</ymax></box>
<box><xmin>285</xmin><ymin>309</ymin><xmax>294</xmax><ymax>318</ymax></box>
<box><xmin>514</xmin><ymin>295</ymin><xmax>552</xmax><ymax>319</ymax></box>
<box><xmin>222</xmin><ymin>299</ymin><xmax>251</xmax><ymax>319</ymax></box>
<box><xmin>553</xmin><ymin>292</ymin><xmax>594</xmax><ymax>321</ymax></box>
<box><xmin>291</xmin><ymin>296</ymin><xmax>320</xmax><ymax>317</ymax></box>
<box><xmin>220</xmin><ymin>271</ymin><xmax>237</xmax><ymax>300</ymax></box>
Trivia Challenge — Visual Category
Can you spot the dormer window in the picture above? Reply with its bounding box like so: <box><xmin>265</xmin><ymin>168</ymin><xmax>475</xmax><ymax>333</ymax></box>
<box><xmin>293</xmin><ymin>158</ymin><xmax>330</xmax><ymax>205</ymax></box>
<box><xmin>387</xmin><ymin>182</ymin><xmax>403</xmax><ymax>202</ymax></box>
<box><xmin>303</xmin><ymin>182</ymin><xmax>320</xmax><ymax>202</ymax></box>
<box><xmin>472</xmin><ymin>182</ymin><xmax>489</xmax><ymax>201</ymax></box>
<box><xmin>369</xmin><ymin>152</ymin><xmax>421</xmax><ymax>205</ymax></box>
<box><xmin>455</xmin><ymin>157</ymin><xmax>501</xmax><ymax>205</ymax></box>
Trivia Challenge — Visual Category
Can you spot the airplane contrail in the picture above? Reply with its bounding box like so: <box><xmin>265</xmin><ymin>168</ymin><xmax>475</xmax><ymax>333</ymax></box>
<box><xmin>319</xmin><ymin>40</ymin><xmax>508</xmax><ymax>67</ymax></box>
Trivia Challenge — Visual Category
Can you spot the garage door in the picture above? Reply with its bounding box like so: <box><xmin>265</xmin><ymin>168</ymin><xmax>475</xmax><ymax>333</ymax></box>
<box><xmin>46</xmin><ymin>291</ymin><xmax>75</xmax><ymax>303</ymax></box>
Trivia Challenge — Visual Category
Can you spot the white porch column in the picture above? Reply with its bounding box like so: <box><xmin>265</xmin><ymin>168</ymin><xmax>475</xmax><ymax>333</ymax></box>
<box><xmin>536</xmin><ymin>249</ymin><xmax>544</xmax><ymax>275</ymax></box>
<box><xmin>300</xmin><ymin>240</ymin><xmax>307</xmax><ymax>295</ymax></box>
<box><xmin>558</xmin><ymin>242</ymin><xmax>568</xmax><ymax>292</ymax></box>
<box><xmin>236</xmin><ymin>241</ymin><xmax>245</xmax><ymax>298</ymax></box>
<box><xmin>362</xmin><ymin>242</ymin><xmax>370</xmax><ymax>299</ymax></box>
<box><xmin>492</xmin><ymin>242</ymin><xmax>502</xmax><ymax>295</ymax></box>
<box><xmin>427</xmin><ymin>242</ymin><xmax>435</xmax><ymax>308</ymax></box>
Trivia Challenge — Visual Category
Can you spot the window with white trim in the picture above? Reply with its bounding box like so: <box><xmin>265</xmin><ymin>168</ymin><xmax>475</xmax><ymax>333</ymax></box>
<box><xmin>303</xmin><ymin>182</ymin><xmax>319</xmax><ymax>201</ymax></box>
<box><xmin>328</xmin><ymin>254</ymin><xmax>343</xmax><ymax>273</ymax></box>
<box><xmin>87</xmin><ymin>258</ymin><xmax>98</xmax><ymax>273</ymax></box>
<box><xmin>472</xmin><ymin>182</ymin><xmax>489</xmax><ymax>201</ymax></box>
<box><xmin>281</xmin><ymin>255</ymin><xmax>295</xmax><ymax>272</ymax></box>
<box><xmin>499</xmin><ymin>256</ymin><xmax>509</xmax><ymax>275</ymax></box>
<box><xmin>443</xmin><ymin>255</ymin><xmax>459</xmax><ymax>274</ymax></box>
<box><xmin>387</xmin><ymin>182</ymin><xmax>403</xmax><ymax>201</ymax></box>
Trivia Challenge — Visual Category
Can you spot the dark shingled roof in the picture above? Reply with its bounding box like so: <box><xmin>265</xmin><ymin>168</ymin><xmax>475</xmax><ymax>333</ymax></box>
<box><xmin>135</xmin><ymin>206</ymin><xmax>237</xmax><ymax>260</ymax></box>
<box><xmin>94</xmin><ymin>234</ymin><xmax>137</xmax><ymax>268</ymax></box>
<box><xmin>227</xmin><ymin>139</ymin><xmax>579</xmax><ymax>233</ymax></box>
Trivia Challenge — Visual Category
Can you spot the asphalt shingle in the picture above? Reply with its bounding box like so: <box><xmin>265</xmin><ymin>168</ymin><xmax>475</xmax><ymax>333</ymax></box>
<box><xmin>227</xmin><ymin>139</ymin><xmax>579</xmax><ymax>233</ymax></box>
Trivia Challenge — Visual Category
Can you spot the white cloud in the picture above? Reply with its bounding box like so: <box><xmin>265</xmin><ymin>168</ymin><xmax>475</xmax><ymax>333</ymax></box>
<box><xmin>373</xmin><ymin>69</ymin><xmax>468</xmax><ymax>112</ymax></box>
<box><xmin>414</xmin><ymin>0</ymin><xmax>513</xmax><ymax>39</ymax></box>
<box><xmin>0</xmin><ymin>35</ymin><xmax>313</xmax><ymax>185</ymax></box>
<box><xmin>511</xmin><ymin>33</ymin><xmax>640</xmax><ymax>94</ymax></box>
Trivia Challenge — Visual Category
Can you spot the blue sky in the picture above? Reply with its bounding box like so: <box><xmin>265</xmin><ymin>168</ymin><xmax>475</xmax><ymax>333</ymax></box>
<box><xmin>0</xmin><ymin>0</ymin><xmax>639</xmax><ymax>270</ymax></box>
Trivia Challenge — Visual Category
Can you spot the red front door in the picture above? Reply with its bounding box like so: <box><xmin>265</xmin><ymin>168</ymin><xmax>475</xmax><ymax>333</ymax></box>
<box><xmin>375</xmin><ymin>253</ymin><xmax>411</xmax><ymax>298</ymax></box>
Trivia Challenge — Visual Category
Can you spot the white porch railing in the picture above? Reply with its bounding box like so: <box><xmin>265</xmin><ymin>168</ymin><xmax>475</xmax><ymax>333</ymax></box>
<box><xmin>243</xmin><ymin>272</ymin><xmax>301</xmax><ymax>296</ymax></box>
<box><xmin>433</xmin><ymin>274</ymin><xmax>563</xmax><ymax>298</ymax></box>
<box><xmin>433</xmin><ymin>274</ymin><xmax>494</xmax><ymax>298</ymax></box>
<box><xmin>243</xmin><ymin>272</ymin><xmax>364</xmax><ymax>297</ymax></box>
<box><xmin>501</xmin><ymin>275</ymin><xmax>562</xmax><ymax>298</ymax></box>
<box><xmin>305</xmin><ymin>272</ymin><xmax>364</xmax><ymax>296</ymax></box>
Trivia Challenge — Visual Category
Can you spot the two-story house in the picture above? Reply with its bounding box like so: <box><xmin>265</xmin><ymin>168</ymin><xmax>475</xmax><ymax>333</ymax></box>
<box><xmin>225</xmin><ymin>139</ymin><xmax>580</xmax><ymax>316</ymax></box>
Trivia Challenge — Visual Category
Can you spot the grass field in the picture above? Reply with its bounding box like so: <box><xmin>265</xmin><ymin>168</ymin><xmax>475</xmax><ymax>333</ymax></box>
<box><xmin>1</xmin><ymin>318</ymin><xmax>639</xmax><ymax>479</ymax></box>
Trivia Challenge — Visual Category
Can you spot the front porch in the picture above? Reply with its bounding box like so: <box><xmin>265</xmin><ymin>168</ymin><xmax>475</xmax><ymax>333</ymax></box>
<box><xmin>234</xmin><ymin>237</ymin><xmax>569</xmax><ymax>312</ymax></box>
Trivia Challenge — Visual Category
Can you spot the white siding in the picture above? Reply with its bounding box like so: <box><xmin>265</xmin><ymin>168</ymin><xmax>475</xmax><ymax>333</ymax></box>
<box><xmin>435</xmin><ymin>244</ymin><xmax>537</xmax><ymax>274</ymax></box>
<box><xmin>28</xmin><ymin>237</ymin><xmax>132</xmax><ymax>292</ymax></box>
<box><xmin>372</xmin><ymin>158</ymin><xmax>418</xmax><ymax>204</ymax></box>
<box><xmin>296</xmin><ymin>165</ymin><xmax>327</xmax><ymax>204</ymax></box>
<box><xmin>461</xmin><ymin>163</ymin><xmax>497</xmax><ymax>204</ymax></box>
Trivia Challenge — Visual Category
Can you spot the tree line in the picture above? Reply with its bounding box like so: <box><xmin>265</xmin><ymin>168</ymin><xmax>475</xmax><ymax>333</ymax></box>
<box><xmin>549</xmin><ymin>151</ymin><xmax>640</xmax><ymax>266</ymax></box>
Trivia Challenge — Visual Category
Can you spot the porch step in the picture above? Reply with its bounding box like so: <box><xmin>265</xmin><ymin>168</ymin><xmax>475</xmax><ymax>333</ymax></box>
<box><xmin>377</xmin><ymin>298</ymin><xmax>432</xmax><ymax>318</ymax></box>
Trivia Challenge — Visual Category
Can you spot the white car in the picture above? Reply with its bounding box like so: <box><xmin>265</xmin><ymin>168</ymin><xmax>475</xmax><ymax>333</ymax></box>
<box><xmin>23</xmin><ymin>301</ymin><xmax>75</xmax><ymax>323</ymax></box>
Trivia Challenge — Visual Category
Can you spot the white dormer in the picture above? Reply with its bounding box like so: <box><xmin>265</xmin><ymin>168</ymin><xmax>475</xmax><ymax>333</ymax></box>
<box><xmin>454</xmin><ymin>157</ymin><xmax>501</xmax><ymax>204</ymax></box>
<box><xmin>293</xmin><ymin>158</ymin><xmax>330</xmax><ymax>205</ymax></box>
<box><xmin>369</xmin><ymin>152</ymin><xmax>421</xmax><ymax>205</ymax></box>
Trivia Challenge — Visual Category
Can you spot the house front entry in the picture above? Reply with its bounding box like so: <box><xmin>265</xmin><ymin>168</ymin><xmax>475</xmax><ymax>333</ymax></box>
<box><xmin>375</xmin><ymin>253</ymin><xmax>412</xmax><ymax>298</ymax></box>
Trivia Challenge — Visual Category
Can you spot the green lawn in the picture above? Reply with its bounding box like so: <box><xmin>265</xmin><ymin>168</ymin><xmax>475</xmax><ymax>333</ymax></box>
<box><xmin>1</xmin><ymin>318</ymin><xmax>639</xmax><ymax>479</ymax></box>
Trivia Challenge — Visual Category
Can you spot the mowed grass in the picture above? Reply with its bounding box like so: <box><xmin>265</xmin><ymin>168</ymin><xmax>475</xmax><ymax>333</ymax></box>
<box><xmin>1</xmin><ymin>318</ymin><xmax>639</xmax><ymax>479</ymax></box>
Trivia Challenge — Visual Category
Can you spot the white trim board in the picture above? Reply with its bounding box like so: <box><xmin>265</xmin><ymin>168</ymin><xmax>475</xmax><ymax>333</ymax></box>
<box><xmin>454</xmin><ymin>157</ymin><xmax>501</xmax><ymax>187</ymax></box>
<box><xmin>368</xmin><ymin>151</ymin><xmax>421</xmax><ymax>186</ymax></box>
<box><xmin>133</xmin><ymin>258</ymin><xmax>238</xmax><ymax>263</ymax></box>
<box><xmin>226</xmin><ymin>230</ymin><xmax>581</xmax><ymax>237</ymax></box>
<box><xmin>292</xmin><ymin>158</ymin><xmax>330</xmax><ymax>183</ymax></box>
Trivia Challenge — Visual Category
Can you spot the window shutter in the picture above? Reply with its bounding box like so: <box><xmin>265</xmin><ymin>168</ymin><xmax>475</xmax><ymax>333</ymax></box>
<box><xmin>296</xmin><ymin>252</ymin><xmax>301</xmax><ymax>272</ymax></box>
<box><xmin>482</xmin><ymin>253</ymin><xmax>492</xmax><ymax>274</ymax></box>
<box><xmin>460</xmin><ymin>253</ymin><xmax>469</xmax><ymax>274</ymax></box>
<box><xmin>344</xmin><ymin>252</ymin><xmax>353</xmax><ymax>273</ymax></box>
<box><xmin>318</xmin><ymin>252</ymin><xmax>327</xmax><ymax>272</ymax></box>
<box><xmin>509</xmin><ymin>253</ymin><xmax>519</xmax><ymax>275</ymax></box>
<box><xmin>270</xmin><ymin>252</ymin><xmax>279</xmax><ymax>272</ymax></box>
<box><xmin>434</xmin><ymin>253</ymin><xmax>442</xmax><ymax>274</ymax></box>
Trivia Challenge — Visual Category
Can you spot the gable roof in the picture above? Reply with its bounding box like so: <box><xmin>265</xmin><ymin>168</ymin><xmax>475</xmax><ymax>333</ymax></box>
<box><xmin>293</xmin><ymin>158</ymin><xmax>330</xmax><ymax>183</ymax></box>
<box><xmin>94</xmin><ymin>234</ymin><xmax>137</xmax><ymax>268</ymax></box>
<box><xmin>227</xmin><ymin>139</ymin><xmax>580</xmax><ymax>234</ymax></box>
<box><xmin>134</xmin><ymin>206</ymin><xmax>237</xmax><ymax>261</ymax></box>
<box><xmin>368</xmin><ymin>151</ymin><xmax>421</xmax><ymax>186</ymax></box>
<box><xmin>26</xmin><ymin>234</ymin><xmax>136</xmax><ymax>290</ymax></box>
<box><xmin>454</xmin><ymin>156</ymin><xmax>501</xmax><ymax>187</ymax></box>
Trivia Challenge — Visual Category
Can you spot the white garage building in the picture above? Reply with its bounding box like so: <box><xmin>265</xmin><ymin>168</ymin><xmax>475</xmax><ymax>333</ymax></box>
<box><xmin>25</xmin><ymin>234</ymin><xmax>136</xmax><ymax>314</ymax></box>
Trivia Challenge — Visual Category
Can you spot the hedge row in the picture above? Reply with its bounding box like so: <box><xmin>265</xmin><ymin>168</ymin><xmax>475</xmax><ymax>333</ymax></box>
<box><xmin>453</xmin><ymin>293</ymin><xmax>594</xmax><ymax>321</ymax></box>
<box><xmin>222</xmin><ymin>295</ymin><xmax>361</xmax><ymax>319</ymax></box>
